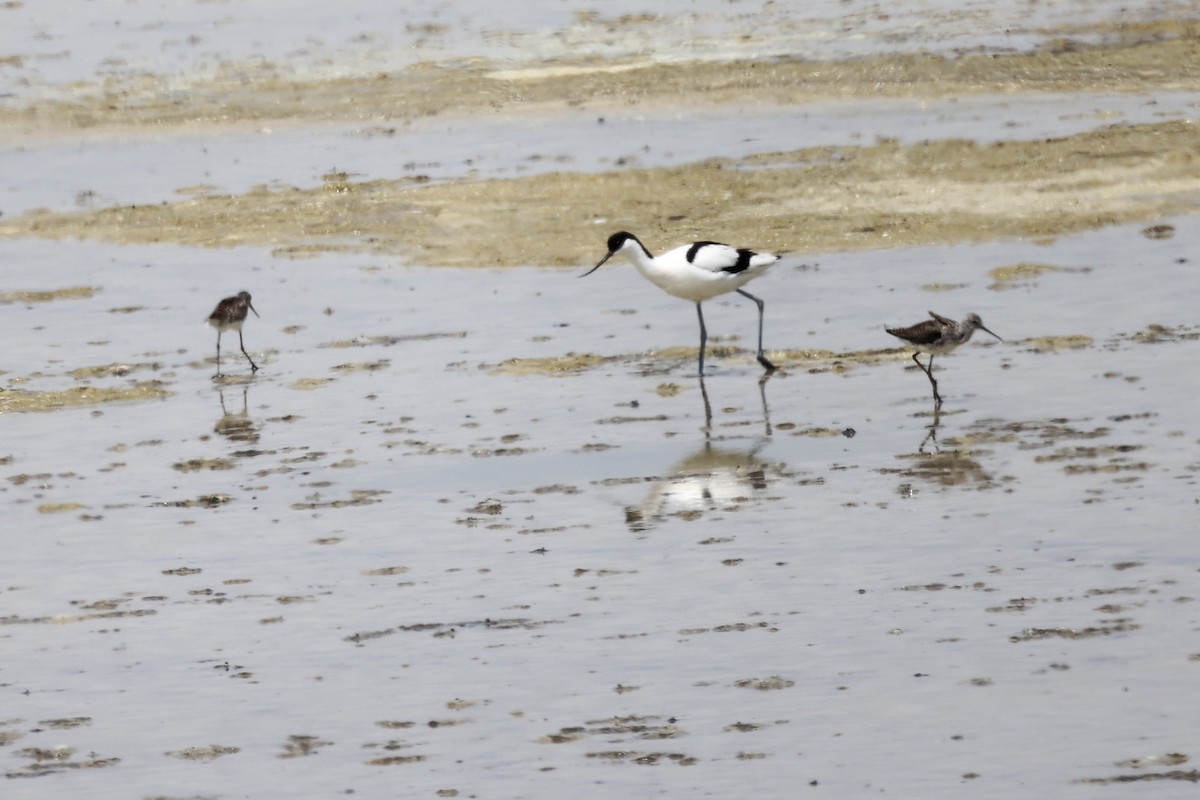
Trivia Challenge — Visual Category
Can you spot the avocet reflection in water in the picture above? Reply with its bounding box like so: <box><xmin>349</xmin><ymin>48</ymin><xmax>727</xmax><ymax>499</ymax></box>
<box><xmin>624</xmin><ymin>439</ymin><xmax>785</xmax><ymax>533</ymax></box>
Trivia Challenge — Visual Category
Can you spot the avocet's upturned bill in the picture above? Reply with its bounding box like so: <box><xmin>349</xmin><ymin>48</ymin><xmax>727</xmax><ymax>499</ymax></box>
<box><xmin>582</xmin><ymin>231</ymin><xmax>780</xmax><ymax>376</ymax></box>
<box><xmin>886</xmin><ymin>311</ymin><xmax>1001</xmax><ymax>407</ymax></box>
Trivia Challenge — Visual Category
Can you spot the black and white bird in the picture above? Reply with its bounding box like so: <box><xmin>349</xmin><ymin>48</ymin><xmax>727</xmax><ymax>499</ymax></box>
<box><xmin>206</xmin><ymin>291</ymin><xmax>260</xmax><ymax>377</ymax></box>
<box><xmin>886</xmin><ymin>311</ymin><xmax>1001</xmax><ymax>406</ymax></box>
<box><xmin>582</xmin><ymin>231</ymin><xmax>780</xmax><ymax>376</ymax></box>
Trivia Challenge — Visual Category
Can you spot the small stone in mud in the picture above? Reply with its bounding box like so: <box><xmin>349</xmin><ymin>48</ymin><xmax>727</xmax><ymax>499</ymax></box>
<box><xmin>278</xmin><ymin>734</ymin><xmax>332</xmax><ymax>759</ymax></box>
<box><xmin>725</xmin><ymin>721</ymin><xmax>762</xmax><ymax>733</ymax></box>
<box><xmin>165</xmin><ymin>744</ymin><xmax>240</xmax><ymax>761</ymax></box>
<box><xmin>1141</xmin><ymin>224</ymin><xmax>1175</xmax><ymax>239</ymax></box>
<box><xmin>172</xmin><ymin>457</ymin><xmax>235</xmax><ymax>472</ymax></box>
<box><xmin>734</xmin><ymin>675</ymin><xmax>795</xmax><ymax>691</ymax></box>
<box><xmin>472</xmin><ymin>498</ymin><xmax>504</xmax><ymax>514</ymax></box>
<box><xmin>1115</xmin><ymin>753</ymin><xmax>1189</xmax><ymax>769</ymax></box>
<box><xmin>368</xmin><ymin>754</ymin><xmax>429</xmax><ymax>766</ymax></box>
<box><xmin>363</xmin><ymin>566</ymin><xmax>410</xmax><ymax>576</ymax></box>
<box><xmin>40</xmin><ymin>717</ymin><xmax>92</xmax><ymax>729</ymax></box>
<box><xmin>163</xmin><ymin>494</ymin><xmax>232</xmax><ymax>508</ymax></box>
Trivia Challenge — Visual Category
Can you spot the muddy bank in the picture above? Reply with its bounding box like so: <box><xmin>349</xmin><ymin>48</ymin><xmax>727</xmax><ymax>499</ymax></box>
<box><xmin>2</xmin><ymin>20</ymin><xmax>1197</xmax><ymax>267</ymax></box>
<box><xmin>1</xmin><ymin>21</ymin><xmax>1197</xmax><ymax>137</ymax></box>
<box><xmin>3</xmin><ymin>120</ymin><xmax>1197</xmax><ymax>266</ymax></box>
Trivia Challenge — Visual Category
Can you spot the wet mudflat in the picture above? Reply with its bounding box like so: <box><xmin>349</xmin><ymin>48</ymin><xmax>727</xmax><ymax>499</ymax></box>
<box><xmin>2</xmin><ymin>1</ymin><xmax>1200</xmax><ymax>798</ymax></box>
<box><xmin>2</xmin><ymin>217</ymin><xmax>1198</xmax><ymax>797</ymax></box>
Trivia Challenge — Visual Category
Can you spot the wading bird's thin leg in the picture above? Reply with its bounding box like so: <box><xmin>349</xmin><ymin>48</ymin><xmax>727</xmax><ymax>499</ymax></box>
<box><xmin>214</xmin><ymin>332</ymin><xmax>223</xmax><ymax>378</ymax></box>
<box><xmin>238</xmin><ymin>330</ymin><xmax>259</xmax><ymax>372</ymax></box>
<box><xmin>695</xmin><ymin>302</ymin><xmax>708</xmax><ymax>377</ymax></box>
<box><xmin>913</xmin><ymin>352</ymin><xmax>942</xmax><ymax>407</ymax></box>
<box><xmin>736</xmin><ymin>288</ymin><xmax>776</xmax><ymax>372</ymax></box>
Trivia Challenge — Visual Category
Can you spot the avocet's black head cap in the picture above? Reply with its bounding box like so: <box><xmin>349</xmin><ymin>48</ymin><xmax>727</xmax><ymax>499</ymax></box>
<box><xmin>606</xmin><ymin>231</ymin><xmax>636</xmax><ymax>252</ymax></box>
<box><xmin>581</xmin><ymin>231</ymin><xmax>638</xmax><ymax>278</ymax></box>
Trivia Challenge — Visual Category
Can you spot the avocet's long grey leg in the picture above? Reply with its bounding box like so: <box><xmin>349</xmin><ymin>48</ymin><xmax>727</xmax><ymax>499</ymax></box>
<box><xmin>736</xmin><ymin>288</ymin><xmax>776</xmax><ymax>372</ymax></box>
<box><xmin>695</xmin><ymin>302</ymin><xmax>708</xmax><ymax>377</ymax></box>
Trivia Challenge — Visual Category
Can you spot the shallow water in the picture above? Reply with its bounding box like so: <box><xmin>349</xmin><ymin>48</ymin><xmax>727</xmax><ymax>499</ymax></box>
<box><xmin>2</xmin><ymin>214</ymin><xmax>1199</xmax><ymax>797</ymax></box>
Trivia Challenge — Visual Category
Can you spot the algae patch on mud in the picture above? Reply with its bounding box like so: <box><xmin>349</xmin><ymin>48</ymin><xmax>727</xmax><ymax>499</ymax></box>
<box><xmin>290</xmin><ymin>377</ymin><xmax>335</xmax><ymax>390</ymax></box>
<box><xmin>0</xmin><ymin>383</ymin><xmax>171</xmax><ymax>413</ymax></box>
<box><xmin>1023</xmin><ymin>335</ymin><xmax>1094</xmax><ymax>352</ymax></box>
<box><xmin>37</xmin><ymin>502</ymin><xmax>88</xmax><ymax>514</ymax></box>
<box><xmin>988</xmin><ymin>263</ymin><xmax>1062</xmax><ymax>290</ymax></box>
<box><xmin>3</xmin><ymin>121</ymin><xmax>1197</xmax><ymax>267</ymax></box>
<box><xmin>0</xmin><ymin>286</ymin><xmax>100</xmax><ymax>303</ymax></box>
<box><xmin>491</xmin><ymin>354</ymin><xmax>616</xmax><ymax>375</ymax></box>
<box><xmin>70</xmin><ymin>362</ymin><xmax>161</xmax><ymax>380</ymax></box>
<box><xmin>488</xmin><ymin>346</ymin><xmax>901</xmax><ymax>376</ymax></box>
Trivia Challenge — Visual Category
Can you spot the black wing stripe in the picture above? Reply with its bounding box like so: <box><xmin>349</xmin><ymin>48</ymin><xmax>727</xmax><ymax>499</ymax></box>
<box><xmin>722</xmin><ymin>248</ymin><xmax>755</xmax><ymax>275</ymax></box>
<box><xmin>686</xmin><ymin>241</ymin><xmax>722</xmax><ymax>263</ymax></box>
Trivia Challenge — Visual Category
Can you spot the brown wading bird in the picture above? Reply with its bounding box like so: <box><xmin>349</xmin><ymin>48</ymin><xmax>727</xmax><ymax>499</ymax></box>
<box><xmin>886</xmin><ymin>311</ymin><xmax>1001</xmax><ymax>407</ymax></box>
<box><xmin>207</xmin><ymin>291</ymin><xmax>260</xmax><ymax>377</ymax></box>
